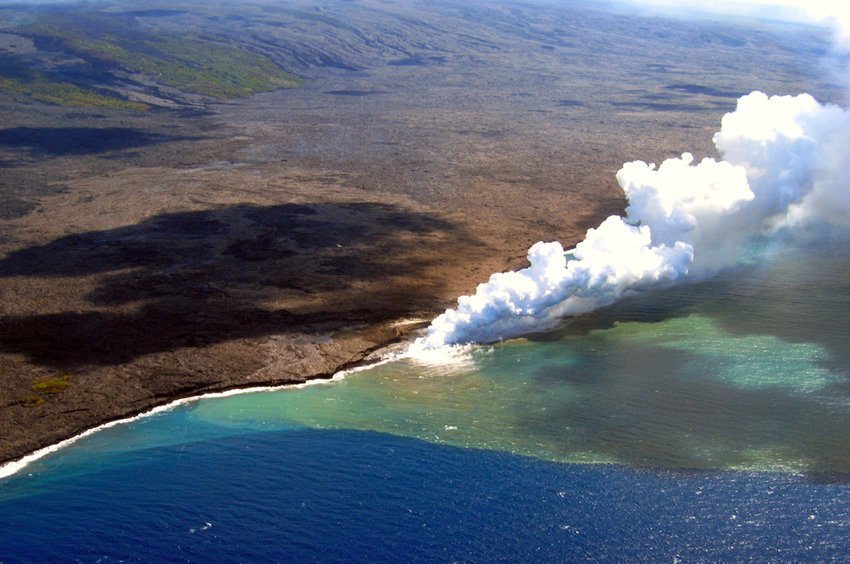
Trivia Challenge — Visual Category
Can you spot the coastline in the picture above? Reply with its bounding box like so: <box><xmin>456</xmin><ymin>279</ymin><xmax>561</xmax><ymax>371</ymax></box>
<box><xmin>0</xmin><ymin>0</ymin><xmax>840</xmax><ymax>491</ymax></box>
<box><xmin>0</xmin><ymin>326</ymin><xmax>412</xmax><ymax>480</ymax></box>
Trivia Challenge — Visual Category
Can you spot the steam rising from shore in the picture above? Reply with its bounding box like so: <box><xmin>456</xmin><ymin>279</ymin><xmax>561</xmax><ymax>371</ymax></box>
<box><xmin>411</xmin><ymin>91</ymin><xmax>850</xmax><ymax>352</ymax></box>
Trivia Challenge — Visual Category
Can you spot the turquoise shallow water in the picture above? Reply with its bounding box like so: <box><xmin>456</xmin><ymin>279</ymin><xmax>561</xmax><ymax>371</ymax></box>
<box><xmin>0</xmin><ymin>238</ymin><xmax>848</xmax><ymax>559</ymax></box>
<box><xmin>189</xmin><ymin>239</ymin><xmax>850</xmax><ymax>474</ymax></box>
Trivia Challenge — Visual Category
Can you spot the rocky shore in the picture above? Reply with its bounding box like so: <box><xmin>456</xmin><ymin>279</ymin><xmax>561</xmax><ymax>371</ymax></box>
<box><xmin>0</xmin><ymin>144</ymin><xmax>617</xmax><ymax>466</ymax></box>
<box><xmin>0</xmin><ymin>0</ymin><xmax>834</xmax><ymax>469</ymax></box>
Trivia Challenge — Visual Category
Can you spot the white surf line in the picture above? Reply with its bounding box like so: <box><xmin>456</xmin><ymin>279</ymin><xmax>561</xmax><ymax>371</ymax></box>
<box><xmin>0</xmin><ymin>320</ymin><xmax>429</xmax><ymax>481</ymax></box>
<box><xmin>0</xmin><ymin>363</ymin><xmax>385</xmax><ymax>481</ymax></box>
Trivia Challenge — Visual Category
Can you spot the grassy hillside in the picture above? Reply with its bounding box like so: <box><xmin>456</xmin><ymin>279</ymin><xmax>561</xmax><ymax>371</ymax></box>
<box><xmin>0</xmin><ymin>9</ymin><xmax>300</xmax><ymax>109</ymax></box>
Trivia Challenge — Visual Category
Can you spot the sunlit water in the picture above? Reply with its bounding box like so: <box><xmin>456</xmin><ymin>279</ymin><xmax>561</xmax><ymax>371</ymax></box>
<box><xmin>1</xmin><ymin>238</ymin><xmax>848</xmax><ymax>559</ymax></box>
<box><xmin>192</xmin><ymin>237</ymin><xmax>850</xmax><ymax>474</ymax></box>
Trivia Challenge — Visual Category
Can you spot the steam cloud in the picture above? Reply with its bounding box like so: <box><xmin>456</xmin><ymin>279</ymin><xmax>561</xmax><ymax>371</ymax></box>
<box><xmin>411</xmin><ymin>91</ymin><xmax>850</xmax><ymax>352</ymax></box>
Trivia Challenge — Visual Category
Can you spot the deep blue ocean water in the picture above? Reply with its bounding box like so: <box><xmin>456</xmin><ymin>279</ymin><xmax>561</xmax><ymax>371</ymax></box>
<box><xmin>2</xmin><ymin>426</ymin><xmax>849</xmax><ymax>561</ymax></box>
<box><xmin>0</xmin><ymin>238</ymin><xmax>848</xmax><ymax>560</ymax></box>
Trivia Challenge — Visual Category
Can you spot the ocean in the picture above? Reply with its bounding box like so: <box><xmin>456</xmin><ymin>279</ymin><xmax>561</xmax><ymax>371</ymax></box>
<box><xmin>1</xmin><ymin>237</ymin><xmax>848</xmax><ymax>560</ymax></box>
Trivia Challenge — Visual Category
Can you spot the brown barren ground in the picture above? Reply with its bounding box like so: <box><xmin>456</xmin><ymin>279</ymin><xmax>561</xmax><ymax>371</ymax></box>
<box><xmin>0</xmin><ymin>0</ymin><xmax>839</xmax><ymax>465</ymax></box>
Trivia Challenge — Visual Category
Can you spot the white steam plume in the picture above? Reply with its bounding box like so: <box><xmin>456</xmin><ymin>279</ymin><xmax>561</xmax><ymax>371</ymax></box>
<box><xmin>411</xmin><ymin>91</ymin><xmax>850</xmax><ymax>352</ymax></box>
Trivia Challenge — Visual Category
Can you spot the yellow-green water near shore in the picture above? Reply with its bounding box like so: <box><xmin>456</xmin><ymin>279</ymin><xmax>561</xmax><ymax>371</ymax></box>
<box><xmin>191</xmin><ymin>239</ymin><xmax>850</xmax><ymax>474</ymax></box>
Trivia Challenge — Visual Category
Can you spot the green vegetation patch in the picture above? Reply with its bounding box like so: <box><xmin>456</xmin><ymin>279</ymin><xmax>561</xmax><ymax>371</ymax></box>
<box><xmin>22</xmin><ymin>10</ymin><xmax>300</xmax><ymax>99</ymax></box>
<box><xmin>31</xmin><ymin>374</ymin><xmax>70</xmax><ymax>395</ymax></box>
<box><xmin>0</xmin><ymin>74</ymin><xmax>148</xmax><ymax>110</ymax></box>
<box><xmin>21</xmin><ymin>396</ymin><xmax>46</xmax><ymax>408</ymax></box>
